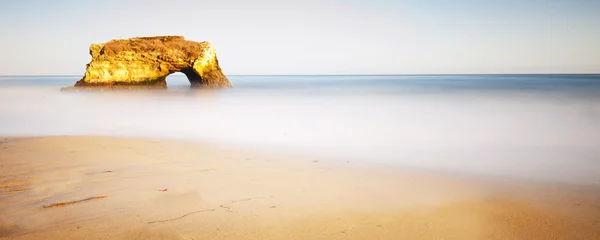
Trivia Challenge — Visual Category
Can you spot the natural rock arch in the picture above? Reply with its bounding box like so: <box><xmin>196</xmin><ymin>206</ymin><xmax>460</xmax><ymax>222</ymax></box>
<box><xmin>74</xmin><ymin>36</ymin><xmax>231</xmax><ymax>88</ymax></box>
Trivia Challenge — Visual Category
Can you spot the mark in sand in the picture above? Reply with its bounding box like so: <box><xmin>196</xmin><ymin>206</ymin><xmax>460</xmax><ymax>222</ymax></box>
<box><xmin>42</xmin><ymin>196</ymin><xmax>107</xmax><ymax>209</ymax></box>
<box><xmin>147</xmin><ymin>209</ymin><xmax>215</xmax><ymax>224</ymax></box>
<box><xmin>220</xmin><ymin>196</ymin><xmax>273</xmax><ymax>212</ymax></box>
<box><xmin>219</xmin><ymin>204</ymin><xmax>233</xmax><ymax>211</ymax></box>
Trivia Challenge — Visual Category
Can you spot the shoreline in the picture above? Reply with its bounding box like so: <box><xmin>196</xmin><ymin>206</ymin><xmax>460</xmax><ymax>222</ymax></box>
<box><xmin>1</xmin><ymin>136</ymin><xmax>599</xmax><ymax>239</ymax></box>
<box><xmin>4</xmin><ymin>135</ymin><xmax>598</xmax><ymax>188</ymax></box>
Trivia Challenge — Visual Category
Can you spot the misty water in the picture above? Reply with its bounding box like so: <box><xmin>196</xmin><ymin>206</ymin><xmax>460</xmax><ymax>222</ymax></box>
<box><xmin>1</xmin><ymin>74</ymin><xmax>599</xmax><ymax>185</ymax></box>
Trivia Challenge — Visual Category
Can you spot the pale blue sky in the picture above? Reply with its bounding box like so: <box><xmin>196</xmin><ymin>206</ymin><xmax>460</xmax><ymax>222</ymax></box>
<box><xmin>0</xmin><ymin>0</ymin><xmax>598</xmax><ymax>75</ymax></box>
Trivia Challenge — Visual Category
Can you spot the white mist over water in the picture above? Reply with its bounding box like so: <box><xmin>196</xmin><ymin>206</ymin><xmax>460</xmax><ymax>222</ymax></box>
<box><xmin>1</xmin><ymin>75</ymin><xmax>599</xmax><ymax>185</ymax></box>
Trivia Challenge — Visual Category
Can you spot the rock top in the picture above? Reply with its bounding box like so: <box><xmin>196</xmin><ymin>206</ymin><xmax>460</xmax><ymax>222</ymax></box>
<box><xmin>74</xmin><ymin>36</ymin><xmax>231</xmax><ymax>88</ymax></box>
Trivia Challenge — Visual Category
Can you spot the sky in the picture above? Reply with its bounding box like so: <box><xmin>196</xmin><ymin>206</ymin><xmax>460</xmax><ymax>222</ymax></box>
<box><xmin>0</xmin><ymin>0</ymin><xmax>599</xmax><ymax>75</ymax></box>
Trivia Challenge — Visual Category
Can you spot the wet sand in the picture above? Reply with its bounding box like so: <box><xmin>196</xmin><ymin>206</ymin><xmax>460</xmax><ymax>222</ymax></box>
<box><xmin>1</xmin><ymin>136</ymin><xmax>599</xmax><ymax>240</ymax></box>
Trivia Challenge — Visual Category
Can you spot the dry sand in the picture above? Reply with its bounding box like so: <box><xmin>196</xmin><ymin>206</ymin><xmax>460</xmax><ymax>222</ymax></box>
<box><xmin>0</xmin><ymin>136</ymin><xmax>599</xmax><ymax>240</ymax></box>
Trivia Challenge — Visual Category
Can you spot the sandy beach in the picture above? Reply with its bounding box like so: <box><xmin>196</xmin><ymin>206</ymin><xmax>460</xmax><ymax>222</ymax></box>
<box><xmin>0</xmin><ymin>136</ymin><xmax>599</xmax><ymax>240</ymax></box>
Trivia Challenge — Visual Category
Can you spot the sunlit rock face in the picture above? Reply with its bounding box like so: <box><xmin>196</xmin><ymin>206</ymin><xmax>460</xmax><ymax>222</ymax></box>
<box><xmin>74</xmin><ymin>36</ymin><xmax>231</xmax><ymax>88</ymax></box>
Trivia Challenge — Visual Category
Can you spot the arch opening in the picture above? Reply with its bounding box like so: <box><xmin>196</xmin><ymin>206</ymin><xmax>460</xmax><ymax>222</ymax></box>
<box><xmin>180</xmin><ymin>68</ymin><xmax>203</xmax><ymax>88</ymax></box>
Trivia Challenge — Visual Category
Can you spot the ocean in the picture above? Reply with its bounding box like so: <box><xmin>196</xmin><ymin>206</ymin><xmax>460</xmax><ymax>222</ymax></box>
<box><xmin>1</xmin><ymin>74</ymin><xmax>599</xmax><ymax>185</ymax></box>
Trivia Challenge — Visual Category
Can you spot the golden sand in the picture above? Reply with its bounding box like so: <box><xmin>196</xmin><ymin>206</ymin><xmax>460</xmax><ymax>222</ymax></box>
<box><xmin>1</xmin><ymin>136</ymin><xmax>598</xmax><ymax>239</ymax></box>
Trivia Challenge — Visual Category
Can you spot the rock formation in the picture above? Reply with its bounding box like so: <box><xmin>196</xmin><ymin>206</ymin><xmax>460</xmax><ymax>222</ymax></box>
<box><xmin>73</xmin><ymin>36</ymin><xmax>231</xmax><ymax>88</ymax></box>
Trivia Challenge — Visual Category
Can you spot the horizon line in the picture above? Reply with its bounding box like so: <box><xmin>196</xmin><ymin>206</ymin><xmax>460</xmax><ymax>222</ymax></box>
<box><xmin>0</xmin><ymin>73</ymin><xmax>599</xmax><ymax>77</ymax></box>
